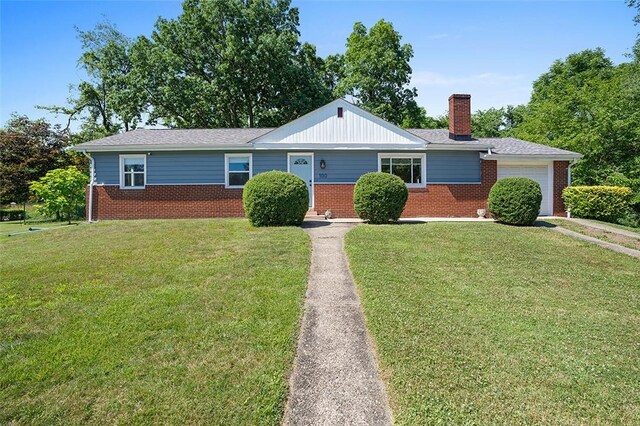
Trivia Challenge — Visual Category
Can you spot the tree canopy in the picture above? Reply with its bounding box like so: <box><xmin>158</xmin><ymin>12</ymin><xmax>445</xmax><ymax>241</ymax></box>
<box><xmin>0</xmin><ymin>116</ymin><xmax>77</xmax><ymax>205</ymax></box>
<box><xmin>334</xmin><ymin>20</ymin><xmax>425</xmax><ymax>127</ymax></box>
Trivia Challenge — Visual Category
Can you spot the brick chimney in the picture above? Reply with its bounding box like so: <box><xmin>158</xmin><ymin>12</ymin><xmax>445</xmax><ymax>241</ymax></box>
<box><xmin>448</xmin><ymin>94</ymin><xmax>472</xmax><ymax>140</ymax></box>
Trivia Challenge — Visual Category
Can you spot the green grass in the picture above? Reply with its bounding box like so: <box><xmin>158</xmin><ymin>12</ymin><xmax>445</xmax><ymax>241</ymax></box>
<box><xmin>346</xmin><ymin>223</ymin><xmax>640</xmax><ymax>425</ymax></box>
<box><xmin>1</xmin><ymin>219</ymin><xmax>310</xmax><ymax>425</ymax></box>
<box><xmin>546</xmin><ymin>219</ymin><xmax>640</xmax><ymax>251</ymax></box>
<box><xmin>0</xmin><ymin>221</ymin><xmax>79</xmax><ymax>239</ymax></box>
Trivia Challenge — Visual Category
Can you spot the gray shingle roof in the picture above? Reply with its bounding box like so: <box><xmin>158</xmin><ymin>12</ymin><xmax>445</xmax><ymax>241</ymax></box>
<box><xmin>478</xmin><ymin>137</ymin><xmax>580</xmax><ymax>156</ymax></box>
<box><xmin>74</xmin><ymin>127</ymin><xmax>580</xmax><ymax>158</ymax></box>
<box><xmin>74</xmin><ymin>128</ymin><xmax>273</xmax><ymax>149</ymax></box>
<box><xmin>406</xmin><ymin>128</ymin><xmax>485</xmax><ymax>145</ymax></box>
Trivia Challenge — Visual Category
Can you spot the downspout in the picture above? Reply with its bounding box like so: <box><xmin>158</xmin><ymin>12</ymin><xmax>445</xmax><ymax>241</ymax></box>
<box><xmin>82</xmin><ymin>151</ymin><xmax>95</xmax><ymax>222</ymax></box>
<box><xmin>566</xmin><ymin>158</ymin><xmax>578</xmax><ymax>218</ymax></box>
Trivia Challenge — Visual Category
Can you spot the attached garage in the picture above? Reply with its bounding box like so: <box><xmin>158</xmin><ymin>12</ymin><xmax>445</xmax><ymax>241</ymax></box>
<box><xmin>497</xmin><ymin>163</ymin><xmax>553</xmax><ymax>216</ymax></box>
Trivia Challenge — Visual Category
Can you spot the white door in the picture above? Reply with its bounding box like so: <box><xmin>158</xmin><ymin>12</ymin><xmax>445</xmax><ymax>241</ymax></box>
<box><xmin>288</xmin><ymin>154</ymin><xmax>313</xmax><ymax>208</ymax></box>
<box><xmin>497</xmin><ymin>164</ymin><xmax>552</xmax><ymax>216</ymax></box>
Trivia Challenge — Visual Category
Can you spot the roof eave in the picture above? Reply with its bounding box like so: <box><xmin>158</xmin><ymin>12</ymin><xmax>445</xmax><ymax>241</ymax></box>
<box><xmin>481</xmin><ymin>153</ymin><xmax>583</xmax><ymax>161</ymax></box>
<box><xmin>72</xmin><ymin>144</ymin><xmax>254</xmax><ymax>152</ymax></box>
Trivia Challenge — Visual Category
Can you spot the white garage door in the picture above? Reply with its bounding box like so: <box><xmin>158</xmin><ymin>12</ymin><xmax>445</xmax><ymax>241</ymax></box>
<box><xmin>497</xmin><ymin>164</ymin><xmax>551</xmax><ymax>216</ymax></box>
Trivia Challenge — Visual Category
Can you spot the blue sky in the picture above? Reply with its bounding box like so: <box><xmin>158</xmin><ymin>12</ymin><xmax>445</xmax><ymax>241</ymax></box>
<box><xmin>1</xmin><ymin>0</ymin><xmax>637</xmax><ymax>128</ymax></box>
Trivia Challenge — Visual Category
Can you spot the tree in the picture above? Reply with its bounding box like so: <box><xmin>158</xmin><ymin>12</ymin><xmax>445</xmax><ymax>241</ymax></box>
<box><xmin>131</xmin><ymin>0</ymin><xmax>330</xmax><ymax>128</ymax></box>
<box><xmin>513</xmin><ymin>49</ymin><xmax>640</xmax><ymax>186</ymax></box>
<box><xmin>471</xmin><ymin>105</ymin><xmax>527</xmax><ymax>137</ymax></box>
<box><xmin>39</xmin><ymin>22</ymin><xmax>146</xmax><ymax>135</ymax></box>
<box><xmin>0</xmin><ymin>116</ymin><xmax>74</xmax><ymax>212</ymax></box>
<box><xmin>30</xmin><ymin>167</ymin><xmax>88</xmax><ymax>224</ymax></box>
<box><xmin>335</xmin><ymin>20</ymin><xmax>423</xmax><ymax>126</ymax></box>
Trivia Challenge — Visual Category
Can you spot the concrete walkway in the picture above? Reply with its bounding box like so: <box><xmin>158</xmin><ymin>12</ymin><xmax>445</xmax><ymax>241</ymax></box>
<box><xmin>548</xmin><ymin>225</ymin><xmax>640</xmax><ymax>259</ymax></box>
<box><xmin>284</xmin><ymin>221</ymin><xmax>393</xmax><ymax>426</ymax></box>
<box><xmin>568</xmin><ymin>218</ymin><xmax>640</xmax><ymax>239</ymax></box>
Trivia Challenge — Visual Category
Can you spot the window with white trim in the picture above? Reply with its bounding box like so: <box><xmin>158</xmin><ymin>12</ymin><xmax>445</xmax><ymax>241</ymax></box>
<box><xmin>225</xmin><ymin>154</ymin><xmax>252</xmax><ymax>187</ymax></box>
<box><xmin>120</xmin><ymin>155</ymin><xmax>146</xmax><ymax>188</ymax></box>
<box><xmin>379</xmin><ymin>154</ymin><xmax>425</xmax><ymax>186</ymax></box>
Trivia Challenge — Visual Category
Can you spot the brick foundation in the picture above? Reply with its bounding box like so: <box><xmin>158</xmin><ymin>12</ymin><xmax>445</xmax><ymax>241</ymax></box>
<box><xmin>553</xmin><ymin>161</ymin><xmax>570</xmax><ymax>217</ymax></box>
<box><xmin>315</xmin><ymin>160</ymin><xmax>498</xmax><ymax>218</ymax></box>
<box><xmin>88</xmin><ymin>185</ymin><xmax>243</xmax><ymax>220</ymax></box>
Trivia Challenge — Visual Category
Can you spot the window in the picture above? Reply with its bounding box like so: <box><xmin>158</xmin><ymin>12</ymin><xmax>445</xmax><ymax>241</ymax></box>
<box><xmin>119</xmin><ymin>155</ymin><xmax>146</xmax><ymax>189</ymax></box>
<box><xmin>225</xmin><ymin>154</ymin><xmax>252</xmax><ymax>188</ymax></box>
<box><xmin>378</xmin><ymin>154</ymin><xmax>425</xmax><ymax>187</ymax></box>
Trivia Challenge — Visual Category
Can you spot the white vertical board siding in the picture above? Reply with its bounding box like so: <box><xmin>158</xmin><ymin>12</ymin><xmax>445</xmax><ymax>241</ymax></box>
<box><xmin>497</xmin><ymin>164</ymin><xmax>552</xmax><ymax>216</ymax></box>
<box><xmin>253</xmin><ymin>100</ymin><xmax>423</xmax><ymax>145</ymax></box>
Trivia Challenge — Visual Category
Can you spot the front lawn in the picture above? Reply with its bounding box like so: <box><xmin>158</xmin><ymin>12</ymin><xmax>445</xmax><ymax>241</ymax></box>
<box><xmin>346</xmin><ymin>223</ymin><xmax>639</xmax><ymax>424</ymax></box>
<box><xmin>1</xmin><ymin>219</ymin><xmax>310</xmax><ymax>425</ymax></box>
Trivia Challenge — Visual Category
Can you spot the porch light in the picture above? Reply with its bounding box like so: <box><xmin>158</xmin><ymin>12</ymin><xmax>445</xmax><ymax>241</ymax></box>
<box><xmin>320</xmin><ymin>159</ymin><xmax>326</xmax><ymax>169</ymax></box>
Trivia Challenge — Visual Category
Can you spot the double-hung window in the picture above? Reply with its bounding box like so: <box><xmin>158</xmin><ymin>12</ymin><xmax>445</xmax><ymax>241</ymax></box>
<box><xmin>379</xmin><ymin>153</ymin><xmax>426</xmax><ymax>187</ymax></box>
<box><xmin>120</xmin><ymin>155</ymin><xmax>146</xmax><ymax>189</ymax></box>
<box><xmin>225</xmin><ymin>154</ymin><xmax>252</xmax><ymax>188</ymax></box>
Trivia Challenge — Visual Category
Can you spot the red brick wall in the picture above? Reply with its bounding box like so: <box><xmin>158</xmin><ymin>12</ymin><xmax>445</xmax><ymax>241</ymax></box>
<box><xmin>315</xmin><ymin>160</ymin><xmax>498</xmax><ymax>218</ymax></box>
<box><xmin>553</xmin><ymin>161</ymin><xmax>570</xmax><ymax>217</ymax></box>
<box><xmin>89</xmin><ymin>185</ymin><xmax>243</xmax><ymax>220</ymax></box>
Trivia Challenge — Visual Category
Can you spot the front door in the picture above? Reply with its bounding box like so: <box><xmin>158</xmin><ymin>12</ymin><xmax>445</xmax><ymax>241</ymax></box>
<box><xmin>289</xmin><ymin>153</ymin><xmax>313</xmax><ymax>208</ymax></box>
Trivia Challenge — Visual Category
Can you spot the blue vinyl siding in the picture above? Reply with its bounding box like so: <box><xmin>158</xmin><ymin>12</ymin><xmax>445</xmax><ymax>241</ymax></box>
<box><xmin>426</xmin><ymin>151</ymin><xmax>481</xmax><ymax>183</ymax></box>
<box><xmin>148</xmin><ymin>152</ymin><xmax>224</xmax><ymax>184</ymax></box>
<box><xmin>314</xmin><ymin>151</ymin><xmax>378</xmax><ymax>183</ymax></box>
<box><xmin>92</xmin><ymin>149</ymin><xmax>480</xmax><ymax>185</ymax></box>
<box><xmin>253</xmin><ymin>152</ymin><xmax>287</xmax><ymax>174</ymax></box>
<box><xmin>93</xmin><ymin>152</ymin><xmax>120</xmax><ymax>185</ymax></box>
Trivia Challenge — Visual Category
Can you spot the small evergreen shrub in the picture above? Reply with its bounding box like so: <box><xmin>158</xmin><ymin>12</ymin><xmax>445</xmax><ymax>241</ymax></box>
<box><xmin>562</xmin><ymin>186</ymin><xmax>632</xmax><ymax>222</ymax></box>
<box><xmin>243</xmin><ymin>171</ymin><xmax>308</xmax><ymax>227</ymax></box>
<box><xmin>354</xmin><ymin>172</ymin><xmax>408</xmax><ymax>224</ymax></box>
<box><xmin>488</xmin><ymin>177</ymin><xmax>542</xmax><ymax>226</ymax></box>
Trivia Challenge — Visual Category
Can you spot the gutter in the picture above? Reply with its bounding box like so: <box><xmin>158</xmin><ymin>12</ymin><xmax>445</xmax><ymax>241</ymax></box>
<box><xmin>81</xmin><ymin>151</ymin><xmax>95</xmax><ymax>223</ymax></box>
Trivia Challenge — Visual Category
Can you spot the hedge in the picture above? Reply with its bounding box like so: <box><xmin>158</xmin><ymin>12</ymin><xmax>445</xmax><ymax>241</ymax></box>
<box><xmin>353</xmin><ymin>172</ymin><xmax>408</xmax><ymax>224</ymax></box>
<box><xmin>562</xmin><ymin>186</ymin><xmax>632</xmax><ymax>222</ymax></box>
<box><xmin>0</xmin><ymin>209</ymin><xmax>26</xmax><ymax>221</ymax></box>
<box><xmin>242</xmin><ymin>171</ymin><xmax>308</xmax><ymax>227</ymax></box>
<box><xmin>488</xmin><ymin>177</ymin><xmax>542</xmax><ymax>226</ymax></box>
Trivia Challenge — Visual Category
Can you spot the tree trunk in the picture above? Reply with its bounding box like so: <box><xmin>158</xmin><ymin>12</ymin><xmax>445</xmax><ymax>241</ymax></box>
<box><xmin>22</xmin><ymin>202</ymin><xmax>26</xmax><ymax>225</ymax></box>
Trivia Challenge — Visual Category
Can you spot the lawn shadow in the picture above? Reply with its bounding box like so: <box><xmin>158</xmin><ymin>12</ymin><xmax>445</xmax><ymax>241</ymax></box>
<box><xmin>535</xmin><ymin>220</ymin><xmax>557</xmax><ymax>228</ymax></box>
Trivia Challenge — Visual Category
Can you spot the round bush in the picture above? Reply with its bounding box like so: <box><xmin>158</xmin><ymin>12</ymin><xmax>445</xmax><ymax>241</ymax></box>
<box><xmin>243</xmin><ymin>171</ymin><xmax>309</xmax><ymax>227</ymax></box>
<box><xmin>354</xmin><ymin>172</ymin><xmax>408</xmax><ymax>224</ymax></box>
<box><xmin>488</xmin><ymin>177</ymin><xmax>542</xmax><ymax>226</ymax></box>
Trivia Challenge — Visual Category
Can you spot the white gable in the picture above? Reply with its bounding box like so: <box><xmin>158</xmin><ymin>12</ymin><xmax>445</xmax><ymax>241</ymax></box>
<box><xmin>253</xmin><ymin>100</ymin><xmax>425</xmax><ymax>149</ymax></box>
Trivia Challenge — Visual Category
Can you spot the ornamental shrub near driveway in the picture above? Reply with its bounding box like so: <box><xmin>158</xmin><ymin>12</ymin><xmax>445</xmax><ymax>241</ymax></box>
<box><xmin>562</xmin><ymin>186</ymin><xmax>632</xmax><ymax>222</ymax></box>
<box><xmin>488</xmin><ymin>177</ymin><xmax>542</xmax><ymax>226</ymax></box>
<box><xmin>354</xmin><ymin>172</ymin><xmax>408</xmax><ymax>224</ymax></box>
<box><xmin>243</xmin><ymin>171</ymin><xmax>308</xmax><ymax>226</ymax></box>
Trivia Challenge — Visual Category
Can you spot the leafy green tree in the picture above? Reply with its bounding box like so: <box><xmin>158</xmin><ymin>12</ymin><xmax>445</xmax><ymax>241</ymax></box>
<box><xmin>513</xmin><ymin>49</ymin><xmax>640</xmax><ymax>186</ymax></box>
<box><xmin>0</xmin><ymin>116</ymin><xmax>74</xmax><ymax>211</ymax></box>
<box><xmin>30</xmin><ymin>167</ymin><xmax>88</xmax><ymax>224</ymax></box>
<box><xmin>335</xmin><ymin>20</ymin><xmax>423</xmax><ymax>126</ymax></box>
<box><xmin>40</xmin><ymin>22</ymin><xmax>145</xmax><ymax>134</ymax></box>
<box><xmin>132</xmin><ymin>0</ymin><xmax>330</xmax><ymax>128</ymax></box>
<box><xmin>470</xmin><ymin>105</ymin><xmax>527</xmax><ymax>137</ymax></box>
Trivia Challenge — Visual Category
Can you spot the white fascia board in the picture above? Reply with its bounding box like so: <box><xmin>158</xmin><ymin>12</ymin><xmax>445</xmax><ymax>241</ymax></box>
<box><xmin>481</xmin><ymin>153</ymin><xmax>582</xmax><ymax>161</ymax></box>
<box><xmin>73</xmin><ymin>145</ymin><xmax>254</xmax><ymax>152</ymax></box>
<box><xmin>253</xmin><ymin>142</ymin><xmax>426</xmax><ymax>150</ymax></box>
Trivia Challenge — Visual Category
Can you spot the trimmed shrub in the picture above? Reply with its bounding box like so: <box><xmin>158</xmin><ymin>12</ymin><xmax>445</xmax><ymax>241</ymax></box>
<box><xmin>243</xmin><ymin>171</ymin><xmax>308</xmax><ymax>227</ymax></box>
<box><xmin>354</xmin><ymin>172</ymin><xmax>408</xmax><ymax>224</ymax></box>
<box><xmin>562</xmin><ymin>186</ymin><xmax>632</xmax><ymax>222</ymax></box>
<box><xmin>0</xmin><ymin>209</ymin><xmax>26</xmax><ymax>221</ymax></box>
<box><xmin>488</xmin><ymin>177</ymin><xmax>542</xmax><ymax>226</ymax></box>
